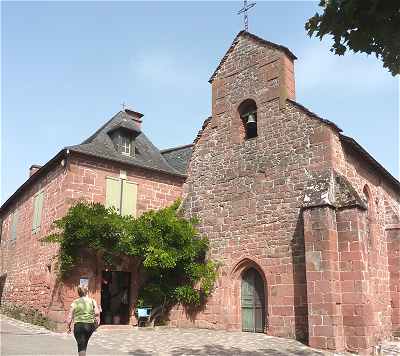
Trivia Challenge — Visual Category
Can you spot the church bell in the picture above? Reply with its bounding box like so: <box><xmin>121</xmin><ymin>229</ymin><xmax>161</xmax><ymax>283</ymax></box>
<box><xmin>246</xmin><ymin>112</ymin><xmax>256</xmax><ymax>126</ymax></box>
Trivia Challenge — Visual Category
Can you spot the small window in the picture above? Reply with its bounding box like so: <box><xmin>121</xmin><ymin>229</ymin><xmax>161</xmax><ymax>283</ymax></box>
<box><xmin>111</xmin><ymin>130</ymin><xmax>135</xmax><ymax>157</ymax></box>
<box><xmin>120</xmin><ymin>134</ymin><xmax>132</xmax><ymax>156</ymax></box>
<box><xmin>239</xmin><ymin>99</ymin><xmax>257</xmax><ymax>139</ymax></box>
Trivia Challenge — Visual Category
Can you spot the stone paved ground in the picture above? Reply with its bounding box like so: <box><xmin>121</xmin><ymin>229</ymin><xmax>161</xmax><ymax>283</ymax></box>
<box><xmin>1</xmin><ymin>315</ymin><xmax>399</xmax><ymax>356</ymax></box>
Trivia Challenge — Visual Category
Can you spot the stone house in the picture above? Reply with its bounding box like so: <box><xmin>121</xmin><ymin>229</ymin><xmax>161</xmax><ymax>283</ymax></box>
<box><xmin>1</xmin><ymin>31</ymin><xmax>399</xmax><ymax>355</ymax></box>
<box><xmin>0</xmin><ymin>108</ymin><xmax>192</xmax><ymax>327</ymax></box>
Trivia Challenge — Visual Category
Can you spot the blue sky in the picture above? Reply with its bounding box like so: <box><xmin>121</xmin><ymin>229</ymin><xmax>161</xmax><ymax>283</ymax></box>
<box><xmin>1</xmin><ymin>1</ymin><xmax>399</xmax><ymax>203</ymax></box>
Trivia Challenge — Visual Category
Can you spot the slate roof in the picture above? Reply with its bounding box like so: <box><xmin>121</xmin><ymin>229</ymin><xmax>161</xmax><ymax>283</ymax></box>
<box><xmin>209</xmin><ymin>30</ymin><xmax>297</xmax><ymax>83</ymax></box>
<box><xmin>340</xmin><ymin>134</ymin><xmax>400</xmax><ymax>191</ymax></box>
<box><xmin>161</xmin><ymin>144</ymin><xmax>193</xmax><ymax>175</ymax></box>
<box><xmin>67</xmin><ymin>110</ymin><xmax>184</xmax><ymax>176</ymax></box>
<box><xmin>0</xmin><ymin>110</ymin><xmax>193</xmax><ymax>215</ymax></box>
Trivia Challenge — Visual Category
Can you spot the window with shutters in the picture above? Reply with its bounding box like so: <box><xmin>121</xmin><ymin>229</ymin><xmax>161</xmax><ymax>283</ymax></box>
<box><xmin>105</xmin><ymin>177</ymin><xmax>138</xmax><ymax>217</ymax></box>
<box><xmin>32</xmin><ymin>190</ymin><xmax>44</xmax><ymax>234</ymax></box>
<box><xmin>10</xmin><ymin>210</ymin><xmax>19</xmax><ymax>242</ymax></box>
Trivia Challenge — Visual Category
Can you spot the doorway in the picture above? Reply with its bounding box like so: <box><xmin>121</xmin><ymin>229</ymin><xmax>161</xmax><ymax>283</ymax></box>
<box><xmin>0</xmin><ymin>274</ymin><xmax>6</xmax><ymax>305</ymax></box>
<box><xmin>100</xmin><ymin>271</ymin><xmax>131</xmax><ymax>325</ymax></box>
<box><xmin>241</xmin><ymin>268</ymin><xmax>265</xmax><ymax>332</ymax></box>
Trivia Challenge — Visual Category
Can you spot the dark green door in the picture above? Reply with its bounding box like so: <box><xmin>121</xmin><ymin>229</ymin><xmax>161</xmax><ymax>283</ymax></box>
<box><xmin>241</xmin><ymin>268</ymin><xmax>265</xmax><ymax>332</ymax></box>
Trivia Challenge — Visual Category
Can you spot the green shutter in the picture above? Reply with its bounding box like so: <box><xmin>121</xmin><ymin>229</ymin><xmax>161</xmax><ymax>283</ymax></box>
<box><xmin>11</xmin><ymin>210</ymin><xmax>19</xmax><ymax>241</ymax></box>
<box><xmin>32</xmin><ymin>191</ymin><xmax>44</xmax><ymax>232</ymax></box>
<box><xmin>121</xmin><ymin>180</ymin><xmax>138</xmax><ymax>217</ymax></box>
<box><xmin>106</xmin><ymin>177</ymin><xmax>122</xmax><ymax>213</ymax></box>
<box><xmin>32</xmin><ymin>196</ymin><xmax>38</xmax><ymax>230</ymax></box>
<box><xmin>36</xmin><ymin>192</ymin><xmax>44</xmax><ymax>229</ymax></box>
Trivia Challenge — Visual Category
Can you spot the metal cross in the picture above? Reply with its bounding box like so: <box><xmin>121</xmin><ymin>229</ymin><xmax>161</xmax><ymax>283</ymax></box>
<box><xmin>121</xmin><ymin>102</ymin><xmax>126</xmax><ymax>110</ymax></box>
<box><xmin>237</xmin><ymin>0</ymin><xmax>256</xmax><ymax>32</ymax></box>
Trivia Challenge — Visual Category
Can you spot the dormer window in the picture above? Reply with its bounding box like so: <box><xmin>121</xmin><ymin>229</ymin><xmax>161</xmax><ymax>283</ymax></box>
<box><xmin>120</xmin><ymin>133</ymin><xmax>132</xmax><ymax>156</ymax></box>
<box><xmin>110</xmin><ymin>129</ymin><xmax>135</xmax><ymax>157</ymax></box>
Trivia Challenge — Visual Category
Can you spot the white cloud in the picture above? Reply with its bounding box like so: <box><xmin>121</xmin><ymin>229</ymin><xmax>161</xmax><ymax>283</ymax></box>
<box><xmin>295</xmin><ymin>40</ymin><xmax>396</xmax><ymax>95</ymax></box>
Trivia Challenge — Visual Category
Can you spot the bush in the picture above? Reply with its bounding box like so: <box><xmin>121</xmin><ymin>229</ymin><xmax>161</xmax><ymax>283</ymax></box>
<box><xmin>43</xmin><ymin>200</ymin><xmax>218</xmax><ymax>312</ymax></box>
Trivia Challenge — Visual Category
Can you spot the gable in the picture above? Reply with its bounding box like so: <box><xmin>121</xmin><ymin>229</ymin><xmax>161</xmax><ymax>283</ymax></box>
<box><xmin>209</xmin><ymin>31</ymin><xmax>297</xmax><ymax>83</ymax></box>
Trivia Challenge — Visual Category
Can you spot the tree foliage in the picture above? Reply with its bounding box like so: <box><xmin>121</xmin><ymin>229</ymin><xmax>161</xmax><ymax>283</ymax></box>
<box><xmin>305</xmin><ymin>0</ymin><xmax>400</xmax><ymax>76</ymax></box>
<box><xmin>43</xmin><ymin>200</ymin><xmax>217</xmax><ymax>308</ymax></box>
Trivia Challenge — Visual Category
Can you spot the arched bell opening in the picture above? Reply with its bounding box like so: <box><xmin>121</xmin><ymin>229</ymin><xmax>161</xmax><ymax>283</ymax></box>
<box><xmin>241</xmin><ymin>267</ymin><xmax>266</xmax><ymax>333</ymax></box>
<box><xmin>238</xmin><ymin>99</ymin><xmax>257</xmax><ymax>140</ymax></box>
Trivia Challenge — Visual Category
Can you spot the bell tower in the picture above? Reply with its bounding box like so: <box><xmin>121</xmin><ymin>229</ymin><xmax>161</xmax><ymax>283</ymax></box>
<box><xmin>209</xmin><ymin>31</ymin><xmax>296</xmax><ymax>142</ymax></box>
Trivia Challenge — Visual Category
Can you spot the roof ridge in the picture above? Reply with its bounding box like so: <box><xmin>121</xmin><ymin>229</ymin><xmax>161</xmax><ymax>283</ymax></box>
<box><xmin>161</xmin><ymin>143</ymin><xmax>194</xmax><ymax>153</ymax></box>
<box><xmin>287</xmin><ymin>99</ymin><xmax>399</xmax><ymax>191</ymax></box>
<box><xmin>339</xmin><ymin>134</ymin><xmax>400</xmax><ymax>191</ymax></box>
<box><xmin>81</xmin><ymin>111</ymin><xmax>123</xmax><ymax>144</ymax></box>
<box><xmin>286</xmin><ymin>99</ymin><xmax>342</xmax><ymax>133</ymax></box>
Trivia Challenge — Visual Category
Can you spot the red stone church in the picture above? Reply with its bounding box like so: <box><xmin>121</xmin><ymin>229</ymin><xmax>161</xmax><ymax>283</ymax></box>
<box><xmin>1</xmin><ymin>31</ymin><xmax>399</xmax><ymax>355</ymax></box>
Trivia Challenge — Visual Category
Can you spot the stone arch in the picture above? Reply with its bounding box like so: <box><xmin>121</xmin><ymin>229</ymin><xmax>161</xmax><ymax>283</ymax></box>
<box><xmin>363</xmin><ymin>185</ymin><xmax>372</xmax><ymax>207</ymax></box>
<box><xmin>229</xmin><ymin>257</ymin><xmax>268</xmax><ymax>333</ymax></box>
<box><xmin>230</xmin><ymin>257</ymin><xmax>266</xmax><ymax>281</ymax></box>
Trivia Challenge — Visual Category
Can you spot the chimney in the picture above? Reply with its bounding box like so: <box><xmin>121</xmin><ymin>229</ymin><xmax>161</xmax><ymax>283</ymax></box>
<box><xmin>124</xmin><ymin>108</ymin><xmax>143</xmax><ymax>130</ymax></box>
<box><xmin>29</xmin><ymin>165</ymin><xmax>41</xmax><ymax>177</ymax></box>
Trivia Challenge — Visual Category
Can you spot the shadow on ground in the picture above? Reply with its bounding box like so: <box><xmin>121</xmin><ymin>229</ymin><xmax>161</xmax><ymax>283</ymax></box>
<box><xmin>127</xmin><ymin>350</ymin><xmax>153</xmax><ymax>356</ymax></box>
<box><xmin>126</xmin><ymin>345</ymin><xmax>326</xmax><ymax>356</ymax></box>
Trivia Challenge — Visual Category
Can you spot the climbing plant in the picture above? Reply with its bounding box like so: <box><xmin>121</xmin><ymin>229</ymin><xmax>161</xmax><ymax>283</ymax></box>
<box><xmin>42</xmin><ymin>200</ymin><xmax>217</xmax><ymax>308</ymax></box>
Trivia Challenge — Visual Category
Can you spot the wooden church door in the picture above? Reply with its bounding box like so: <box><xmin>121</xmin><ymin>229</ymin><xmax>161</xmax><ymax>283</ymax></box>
<box><xmin>241</xmin><ymin>268</ymin><xmax>265</xmax><ymax>332</ymax></box>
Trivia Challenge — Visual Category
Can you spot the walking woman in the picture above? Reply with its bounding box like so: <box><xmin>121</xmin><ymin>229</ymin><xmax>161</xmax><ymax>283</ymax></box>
<box><xmin>66</xmin><ymin>285</ymin><xmax>100</xmax><ymax>356</ymax></box>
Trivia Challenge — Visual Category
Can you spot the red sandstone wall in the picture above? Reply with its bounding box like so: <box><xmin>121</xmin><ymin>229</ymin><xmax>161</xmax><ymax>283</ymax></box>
<box><xmin>65</xmin><ymin>154</ymin><xmax>184</xmax><ymax>214</ymax></box>
<box><xmin>303</xmin><ymin>206</ymin><xmax>344</xmax><ymax>351</ymax></box>
<box><xmin>0</xmin><ymin>164</ymin><xmax>69</xmax><ymax>317</ymax></box>
<box><xmin>169</xmin><ymin>34</ymin><xmax>338</xmax><ymax>340</ymax></box>
<box><xmin>331</xmin><ymin>133</ymin><xmax>400</xmax><ymax>350</ymax></box>
<box><xmin>0</xmin><ymin>153</ymin><xmax>185</xmax><ymax>327</ymax></box>
<box><xmin>388</xmin><ymin>227</ymin><xmax>400</xmax><ymax>336</ymax></box>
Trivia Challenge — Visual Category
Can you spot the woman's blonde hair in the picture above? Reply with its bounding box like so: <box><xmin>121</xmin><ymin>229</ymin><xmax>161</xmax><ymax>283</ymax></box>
<box><xmin>77</xmin><ymin>285</ymin><xmax>88</xmax><ymax>297</ymax></box>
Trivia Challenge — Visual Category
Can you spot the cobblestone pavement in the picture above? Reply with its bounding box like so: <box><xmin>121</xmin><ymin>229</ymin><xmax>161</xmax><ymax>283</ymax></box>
<box><xmin>1</xmin><ymin>315</ymin><xmax>399</xmax><ymax>356</ymax></box>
